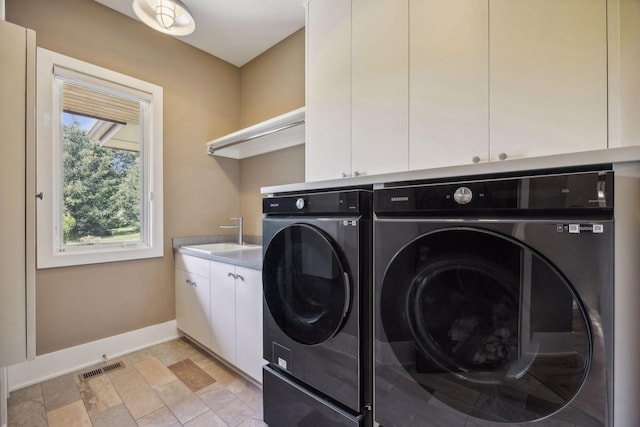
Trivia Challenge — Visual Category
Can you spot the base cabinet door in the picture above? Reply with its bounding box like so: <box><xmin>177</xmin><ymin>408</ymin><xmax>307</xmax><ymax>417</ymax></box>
<box><xmin>175</xmin><ymin>267</ymin><xmax>211</xmax><ymax>349</ymax></box>
<box><xmin>210</xmin><ymin>261</ymin><xmax>237</xmax><ymax>364</ymax></box>
<box><xmin>234</xmin><ymin>266</ymin><xmax>263</xmax><ymax>382</ymax></box>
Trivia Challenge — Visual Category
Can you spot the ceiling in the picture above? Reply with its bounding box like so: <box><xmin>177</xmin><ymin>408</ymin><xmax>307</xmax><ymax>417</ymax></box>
<box><xmin>94</xmin><ymin>0</ymin><xmax>306</xmax><ymax>67</ymax></box>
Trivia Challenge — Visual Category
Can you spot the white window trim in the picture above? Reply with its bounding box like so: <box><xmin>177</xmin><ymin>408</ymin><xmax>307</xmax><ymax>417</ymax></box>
<box><xmin>36</xmin><ymin>48</ymin><xmax>163</xmax><ymax>268</ymax></box>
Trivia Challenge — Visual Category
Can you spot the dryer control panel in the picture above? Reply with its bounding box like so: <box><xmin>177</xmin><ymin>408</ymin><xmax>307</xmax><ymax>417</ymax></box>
<box><xmin>375</xmin><ymin>169</ymin><xmax>613</xmax><ymax>217</ymax></box>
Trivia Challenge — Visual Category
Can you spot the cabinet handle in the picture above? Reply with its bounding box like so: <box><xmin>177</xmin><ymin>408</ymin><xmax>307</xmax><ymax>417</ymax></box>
<box><xmin>185</xmin><ymin>279</ymin><xmax>192</xmax><ymax>285</ymax></box>
<box><xmin>227</xmin><ymin>272</ymin><xmax>237</xmax><ymax>279</ymax></box>
<box><xmin>472</xmin><ymin>156</ymin><xmax>480</xmax><ymax>164</ymax></box>
<box><xmin>236</xmin><ymin>274</ymin><xmax>244</xmax><ymax>282</ymax></box>
<box><xmin>342</xmin><ymin>172</ymin><xmax>349</xmax><ymax>178</ymax></box>
<box><xmin>498</xmin><ymin>152</ymin><xmax>507</xmax><ymax>161</ymax></box>
<box><xmin>353</xmin><ymin>171</ymin><xmax>360</xmax><ymax>177</ymax></box>
<box><xmin>192</xmin><ymin>281</ymin><xmax>197</xmax><ymax>287</ymax></box>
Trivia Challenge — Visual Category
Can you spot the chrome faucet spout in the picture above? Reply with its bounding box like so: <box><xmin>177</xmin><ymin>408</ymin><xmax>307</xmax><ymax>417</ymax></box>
<box><xmin>218</xmin><ymin>217</ymin><xmax>243</xmax><ymax>245</ymax></box>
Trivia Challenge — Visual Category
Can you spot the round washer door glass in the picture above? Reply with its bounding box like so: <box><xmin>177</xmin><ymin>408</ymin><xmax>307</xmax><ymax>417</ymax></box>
<box><xmin>263</xmin><ymin>224</ymin><xmax>351</xmax><ymax>346</ymax></box>
<box><xmin>380</xmin><ymin>228</ymin><xmax>591</xmax><ymax>423</ymax></box>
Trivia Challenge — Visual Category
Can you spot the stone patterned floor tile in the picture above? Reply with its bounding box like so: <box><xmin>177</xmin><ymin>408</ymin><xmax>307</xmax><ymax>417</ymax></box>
<box><xmin>90</xmin><ymin>403</ymin><xmax>137</xmax><ymax>427</ymax></box>
<box><xmin>214</xmin><ymin>395</ymin><xmax>256</xmax><ymax>427</ymax></box>
<box><xmin>7</xmin><ymin>396</ymin><xmax>48</xmax><ymax>427</ymax></box>
<box><xmin>198</xmin><ymin>359</ymin><xmax>239</xmax><ymax>387</ymax></box>
<box><xmin>134</xmin><ymin>356</ymin><xmax>179</xmax><ymax>390</ymax></box>
<box><xmin>41</xmin><ymin>373</ymin><xmax>82</xmax><ymax>412</ymax></box>
<box><xmin>147</xmin><ymin>340</ymin><xmax>190</xmax><ymax>366</ymax></box>
<box><xmin>236</xmin><ymin>382</ymin><xmax>263</xmax><ymax>411</ymax></box>
<box><xmin>136</xmin><ymin>405</ymin><xmax>182</xmax><ymax>427</ymax></box>
<box><xmin>7</xmin><ymin>383</ymin><xmax>43</xmax><ymax>407</ymax></box>
<box><xmin>236</xmin><ymin>418</ymin><xmax>267</xmax><ymax>427</ymax></box>
<box><xmin>7</xmin><ymin>338</ymin><xmax>266</xmax><ymax>427</ymax></box>
<box><xmin>46</xmin><ymin>400</ymin><xmax>92</xmax><ymax>427</ymax></box>
<box><xmin>124</xmin><ymin>346</ymin><xmax>156</xmax><ymax>364</ymax></box>
<box><xmin>77</xmin><ymin>374</ymin><xmax>122</xmax><ymax>416</ymax></box>
<box><xmin>155</xmin><ymin>379</ymin><xmax>209</xmax><ymax>424</ymax></box>
<box><xmin>108</xmin><ymin>363</ymin><xmax>165</xmax><ymax>419</ymax></box>
<box><xmin>168</xmin><ymin>358</ymin><xmax>216</xmax><ymax>392</ymax></box>
<box><xmin>196</xmin><ymin>382</ymin><xmax>238</xmax><ymax>412</ymax></box>
<box><xmin>183</xmin><ymin>409</ymin><xmax>230</xmax><ymax>427</ymax></box>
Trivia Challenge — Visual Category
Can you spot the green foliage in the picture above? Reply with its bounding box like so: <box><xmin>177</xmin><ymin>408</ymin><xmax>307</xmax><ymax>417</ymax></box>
<box><xmin>62</xmin><ymin>121</ymin><xmax>141</xmax><ymax>242</ymax></box>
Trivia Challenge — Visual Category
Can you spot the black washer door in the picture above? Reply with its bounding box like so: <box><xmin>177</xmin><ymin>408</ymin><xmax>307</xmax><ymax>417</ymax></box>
<box><xmin>263</xmin><ymin>224</ymin><xmax>351</xmax><ymax>346</ymax></box>
<box><xmin>380</xmin><ymin>228</ymin><xmax>591</xmax><ymax>423</ymax></box>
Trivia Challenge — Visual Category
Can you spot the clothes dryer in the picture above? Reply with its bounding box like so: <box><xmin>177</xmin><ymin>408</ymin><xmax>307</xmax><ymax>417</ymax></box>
<box><xmin>374</xmin><ymin>168</ymin><xmax>613</xmax><ymax>426</ymax></box>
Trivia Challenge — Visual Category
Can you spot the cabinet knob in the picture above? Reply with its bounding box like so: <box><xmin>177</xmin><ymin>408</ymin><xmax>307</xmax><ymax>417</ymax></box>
<box><xmin>185</xmin><ymin>279</ymin><xmax>191</xmax><ymax>285</ymax></box>
<box><xmin>342</xmin><ymin>172</ymin><xmax>349</xmax><ymax>178</ymax></box>
<box><xmin>498</xmin><ymin>152</ymin><xmax>507</xmax><ymax>161</ymax></box>
<box><xmin>472</xmin><ymin>156</ymin><xmax>480</xmax><ymax>164</ymax></box>
<box><xmin>353</xmin><ymin>171</ymin><xmax>360</xmax><ymax>177</ymax></box>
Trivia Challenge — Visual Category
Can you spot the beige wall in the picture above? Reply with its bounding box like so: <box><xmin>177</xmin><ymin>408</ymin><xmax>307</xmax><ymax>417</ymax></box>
<box><xmin>8</xmin><ymin>0</ymin><xmax>242</xmax><ymax>355</ymax></box>
<box><xmin>239</xmin><ymin>29</ymin><xmax>306</xmax><ymax>236</ymax></box>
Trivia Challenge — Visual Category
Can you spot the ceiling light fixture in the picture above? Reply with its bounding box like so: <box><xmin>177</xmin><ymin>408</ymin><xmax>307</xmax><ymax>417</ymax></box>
<box><xmin>132</xmin><ymin>0</ymin><xmax>195</xmax><ymax>36</ymax></box>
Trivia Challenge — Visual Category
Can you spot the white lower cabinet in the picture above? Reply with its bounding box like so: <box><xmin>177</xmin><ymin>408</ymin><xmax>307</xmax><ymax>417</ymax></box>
<box><xmin>230</xmin><ymin>266</ymin><xmax>263</xmax><ymax>382</ymax></box>
<box><xmin>175</xmin><ymin>254</ymin><xmax>211</xmax><ymax>349</ymax></box>
<box><xmin>176</xmin><ymin>254</ymin><xmax>264</xmax><ymax>383</ymax></box>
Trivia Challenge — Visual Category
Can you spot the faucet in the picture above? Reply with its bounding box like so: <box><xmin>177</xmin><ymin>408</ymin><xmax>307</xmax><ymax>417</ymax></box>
<box><xmin>219</xmin><ymin>217</ymin><xmax>243</xmax><ymax>245</ymax></box>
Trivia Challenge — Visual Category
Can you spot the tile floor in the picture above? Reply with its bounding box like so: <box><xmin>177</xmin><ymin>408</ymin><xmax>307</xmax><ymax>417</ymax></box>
<box><xmin>7</xmin><ymin>338</ymin><xmax>265</xmax><ymax>427</ymax></box>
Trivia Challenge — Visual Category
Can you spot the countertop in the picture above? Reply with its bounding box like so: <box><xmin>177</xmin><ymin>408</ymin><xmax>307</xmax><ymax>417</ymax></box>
<box><xmin>173</xmin><ymin>235</ymin><xmax>262</xmax><ymax>270</ymax></box>
<box><xmin>261</xmin><ymin>146</ymin><xmax>640</xmax><ymax>195</ymax></box>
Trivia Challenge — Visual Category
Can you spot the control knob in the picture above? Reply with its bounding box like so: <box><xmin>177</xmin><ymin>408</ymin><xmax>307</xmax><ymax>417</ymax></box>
<box><xmin>453</xmin><ymin>186</ymin><xmax>473</xmax><ymax>205</ymax></box>
<box><xmin>295</xmin><ymin>198</ymin><xmax>305</xmax><ymax>210</ymax></box>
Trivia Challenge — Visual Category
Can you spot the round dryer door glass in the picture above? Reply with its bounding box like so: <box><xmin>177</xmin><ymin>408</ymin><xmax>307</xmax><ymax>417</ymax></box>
<box><xmin>380</xmin><ymin>228</ymin><xmax>591</xmax><ymax>424</ymax></box>
<box><xmin>263</xmin><ymin>224</ymin><xmax>351</xmax><ymax>346</ymax></box>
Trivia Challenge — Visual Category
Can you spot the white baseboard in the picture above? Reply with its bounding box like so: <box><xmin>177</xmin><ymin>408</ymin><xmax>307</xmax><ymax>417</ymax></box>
<box><xmin>7</xmin><ymin>320</ymin><xmax>179</xmax><ymax>391</ymax></box>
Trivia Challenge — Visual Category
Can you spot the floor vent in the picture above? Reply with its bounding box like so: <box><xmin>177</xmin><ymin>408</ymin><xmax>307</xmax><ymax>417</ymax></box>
<box><xmin>79</xmin><ymin>361</ymin><xmax>125</xmax><ymax>380</ymax></box>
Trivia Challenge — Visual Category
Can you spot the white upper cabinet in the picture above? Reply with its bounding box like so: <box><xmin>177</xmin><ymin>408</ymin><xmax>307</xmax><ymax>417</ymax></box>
<box><xmin>409</xmin><ymin>0</ymin><xmax>489</xmax><ymax>170</ymax></box>
<box><xmin>305</xmin><ymin>0</ymin><xmax>352</xmax><ymax>182</ymax></box>
<box><xmin>489</xmin><ymin>0</ymin><xmax>608</xmax><ymax>161</ymax></box>
<box><xmin>352</xmin><ymin>0</ymin><xmax>409</xmax><ymax>177</ymax></box>
<box><xmin>306</xmin><ymin>0</ymin><xmax>611</xmax><ymax>179</ymax></box>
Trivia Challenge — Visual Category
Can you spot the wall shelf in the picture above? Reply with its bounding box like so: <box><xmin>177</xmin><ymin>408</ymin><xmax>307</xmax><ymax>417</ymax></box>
<box><xmin>207</xmin><ymin>107</ymin><xmax>305</xmax><ymax>159</ymax></box>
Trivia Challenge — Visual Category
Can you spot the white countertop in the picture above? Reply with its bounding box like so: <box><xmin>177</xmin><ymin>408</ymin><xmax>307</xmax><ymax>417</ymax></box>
<box><xmin>261</xmin><ymin>146</ymin><xmax>640</xmax><ymax>194</ymax></box>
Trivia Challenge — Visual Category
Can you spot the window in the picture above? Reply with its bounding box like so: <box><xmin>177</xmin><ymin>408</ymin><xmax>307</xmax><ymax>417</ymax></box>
<box><xmin>37</xmin><ymin>48</ymin><xmax>163</xmax><ymax>268</ymax></box>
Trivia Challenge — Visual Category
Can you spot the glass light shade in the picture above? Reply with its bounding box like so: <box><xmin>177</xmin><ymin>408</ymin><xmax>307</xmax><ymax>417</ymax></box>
<box><xmin>132</xmin><ymin>0</ymin><xmax>195</xmax><ymax>36</ymax></box>
<box><xmin>155</xmin><ymin>0</ymin><xmax>176</xmax><ymax>30</ymax></box>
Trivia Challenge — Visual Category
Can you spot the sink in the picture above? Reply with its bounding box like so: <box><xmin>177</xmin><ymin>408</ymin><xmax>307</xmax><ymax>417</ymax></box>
<box><xmin>182</xmin><ymin>243</ymin><xmax>260</xmax><ymax>253</ymax></box>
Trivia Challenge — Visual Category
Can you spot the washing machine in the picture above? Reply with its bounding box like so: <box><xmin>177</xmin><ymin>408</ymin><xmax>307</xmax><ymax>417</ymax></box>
<box><xmin>262</xmin><ymin>189</ymin><xmax>373</xmax><ymax>426</ymax></box>
<box><xmin>373</xmin><ymin>167</ymin><xmax>614</xmax><ymax>426</ymax></box>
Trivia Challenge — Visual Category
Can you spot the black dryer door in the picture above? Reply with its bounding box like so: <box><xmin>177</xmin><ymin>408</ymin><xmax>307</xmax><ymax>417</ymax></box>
<box><xmin>263</xmin><ymin>223</ymin><xmax>351</xmax><ymax>346</ymax></box>
<box><xmin>377</xmin><ymin>227</ymin><xmax>591</xmax><ymax>425</ymax></box>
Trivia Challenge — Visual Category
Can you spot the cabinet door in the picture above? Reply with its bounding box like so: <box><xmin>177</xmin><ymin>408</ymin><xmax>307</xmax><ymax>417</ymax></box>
<box><xmin>210</xmin><ymin>261</ymin><xmax>237</xmax><ymax>364</ymax></box>
<box><xmin>234</xmin><ymin>267</ymin><xmax>264</xmax><ymax>382</ymax></box>
<box><xmin>489</xmin><ymin>0</ymin><xmax>607</xmax><ymax>161</ymax></box>
<box><xmin>305</xmin><ymin>0</ymin><xmax>352</xmax><ymax>182</ymax></box>
<box><xmin>409</xmin><ymin>0</ymin><xmax>489</xmax><ymax>169</ymax></box>
<box><xmin>352</xmin><ymin>0</ymin><xmax>409</xmax><ymax>176</ymax></box>
<box><xmin>175</xmin><ymin>268</ymin><xmax>211</xmax><ymax>348</ymax></box>
<box><xmin>1</xmin><ymin>22</ymin><xmax>35</xmax><ymax>367</ymax></box>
